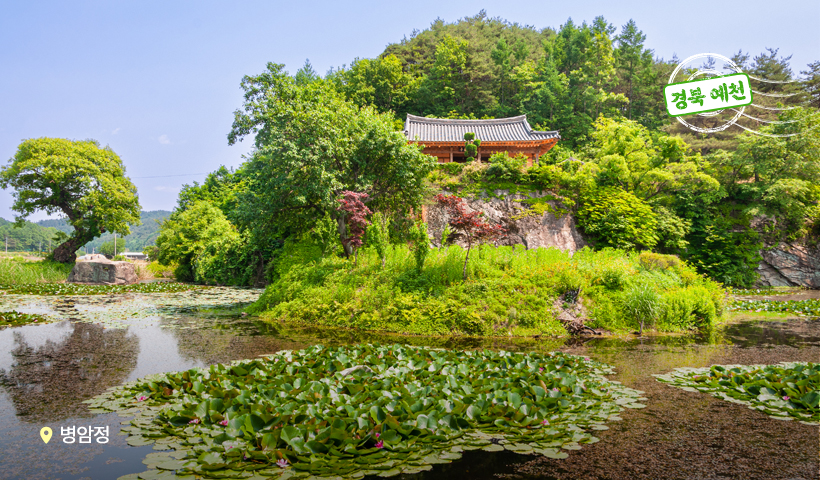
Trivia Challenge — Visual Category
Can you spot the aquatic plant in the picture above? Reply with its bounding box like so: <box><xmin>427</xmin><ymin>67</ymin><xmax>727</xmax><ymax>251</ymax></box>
<box><xmin>0</xmin><ymin>282</ymin><xmax>206</xmax><ymax>296</ymax></box>
<box><xmin>0</xmin><ymin>286</ymin><xmax>261</xmax><ymax>329</ymax></box>
<box><xmin>655</xmin><ymin>362</ymin><xmax>819</xmax><ymax>425</ymax></box>
<box><xmin>0</xmin><ymin>310</ymin><xmax>50</xmax><ymax>328</ymax></box>
<box><xmin>728</xmin><ymin>298</ymin><xmax>820</xmax><ymax>317</ymax></box>
<box><xmin>88</xmin><ymin>344</ymin><xmax>645</xmax><ymax>479</ymax></box>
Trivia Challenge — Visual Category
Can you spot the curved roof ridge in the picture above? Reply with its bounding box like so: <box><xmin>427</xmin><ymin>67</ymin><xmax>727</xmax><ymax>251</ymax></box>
<box><xmin>404</xmin><ymin>113</ymin><xmax>560</xmax><ymax>142</ymax></box>
<box><xmin>405</xmin><ymin>114</ymin><xmax>529</xmax><ymax>126</ymax></box>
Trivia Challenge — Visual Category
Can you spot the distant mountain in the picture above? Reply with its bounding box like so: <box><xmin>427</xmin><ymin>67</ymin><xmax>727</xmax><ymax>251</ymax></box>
<box><xmin>0</xmin><ymin>218</ymin><xmax>61</xmax><ymax>252</ymax></box>
<box><xmin>36</xmin><ymin>210</ymin><xmax>171</xmax><ymax>253</ymax></box>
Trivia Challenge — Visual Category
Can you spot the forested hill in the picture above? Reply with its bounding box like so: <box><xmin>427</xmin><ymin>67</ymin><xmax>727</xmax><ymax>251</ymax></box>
<box><xmin>0</xmin><ymin>218</ymin><xmax>61</xmax><ymax>252</ymax></box>
<box><xmin>324</xmin><ymin>11</ymin><xmax>815</xmax><ymax>153</ymax></box>
<box><xmin>37</xmin><ymin>210</ymin><xmax>170</xmax><ymax>253</ymax></box>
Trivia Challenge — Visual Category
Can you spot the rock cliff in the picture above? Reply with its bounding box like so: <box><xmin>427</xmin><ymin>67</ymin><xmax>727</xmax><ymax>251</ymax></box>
<box><xmin>426</xmin><ymin>190</ymin><xmax>586</xmax><ymax>253</ymax></box>
<box><xmin>756</xmin><ymin>242</ymin><xmax>820</xmax><ymax>288</ymax></box>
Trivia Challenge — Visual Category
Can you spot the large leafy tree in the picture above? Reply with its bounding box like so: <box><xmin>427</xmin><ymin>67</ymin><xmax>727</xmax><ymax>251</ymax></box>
<box><xmin>155</xmin><ymin>201</ymin><xmax>239</xmax><ymax>281</ymax></box>
<box><xmin>0</xmin><ymin>138</ymin><xmax>141</xmax><ymax>263</ymax></box>
<box><xmin>228</xmin><ymin>63</ymin><xmax>435</xmax><ymax>255</ymax></box>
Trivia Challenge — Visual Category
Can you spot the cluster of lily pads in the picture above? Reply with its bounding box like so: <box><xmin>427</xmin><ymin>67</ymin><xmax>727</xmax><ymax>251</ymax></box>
<box><xmin>655</xmin><ymin>362</ymin><xmax>819</xmax><ymax>425</ymax></box>
<box><xmin>0</xmin><ymin>310</ymin><xmax>49</xmax><ymax>328</ymax></box>
<box><xmin>728</xmin><ymin>298</ymin><xmax>820</xmax><ymax>317</ymax></box>
<box><xmin>0</xmin><ymin>282</ymin><xmax>205</xmax><ymax>296</ymax></box>
<box><xmin>726</xmin><ymin>287</ymin><xmax>795</xmax><ymax>296</ymax></box>
<box><xmin>87</xmin><ymin>344</ymin><xmax>646</xmax><ymax>479</ymax></box>
<box><xmin>0</xmin><ymin>287</ymin><xmax>261</xmax><ymax>329</ymax></box>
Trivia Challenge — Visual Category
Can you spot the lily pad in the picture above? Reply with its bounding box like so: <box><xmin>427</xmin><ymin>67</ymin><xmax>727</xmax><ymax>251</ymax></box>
<box><xmin>90</xmin><ymin>344</ymin><xmax>642</xmax><ymax>478</ymax></box>
<box><xmin>655</xmin><ymin>362</ymin><xmax>819</xmax><ymax>424</ymax></box>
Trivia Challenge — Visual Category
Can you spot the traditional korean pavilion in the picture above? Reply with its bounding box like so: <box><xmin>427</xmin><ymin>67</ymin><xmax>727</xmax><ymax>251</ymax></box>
<box><xmin>403</xmin><ymin>114</ymin><xmax>560</xmax><ymax>166</ymax></box>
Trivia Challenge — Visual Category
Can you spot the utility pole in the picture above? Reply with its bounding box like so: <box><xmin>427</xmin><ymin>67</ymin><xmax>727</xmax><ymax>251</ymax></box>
<box><xmin>114</xmin><ymin>232</ymin><xmax>117</xmax><ymax>257</ymax></box>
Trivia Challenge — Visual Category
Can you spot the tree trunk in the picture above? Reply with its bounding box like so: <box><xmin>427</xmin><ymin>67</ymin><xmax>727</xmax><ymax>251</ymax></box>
<box><xmin>52</xmin><ymin>235</ymin><xmax>87</xmax><ymax>263</ymax></box>
<box><xmin>462</xmin><ymin>242</ymin><xmax>472</xmax><ymax>280</ymax></box>
<box><xmin>337</xmin><ymin>214</ymin><xmax>352</xmax><ymax>258</ymax></box>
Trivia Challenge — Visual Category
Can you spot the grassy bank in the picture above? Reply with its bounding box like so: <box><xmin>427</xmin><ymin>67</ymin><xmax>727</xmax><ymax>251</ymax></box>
<box><xmin>251</xmin><ymin>242</ymin><xmax>725</xmax><ymax>337</ymax></box>
<box><xmin>0</xmin><ymin>257</ymin><xmax>72</xmax><ymax>284</ymax></box>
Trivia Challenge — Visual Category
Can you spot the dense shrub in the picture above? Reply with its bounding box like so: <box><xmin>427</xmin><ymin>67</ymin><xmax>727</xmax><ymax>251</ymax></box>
<box><xmin>461</xmin><ymin>161</ymin><xmax>488</xmax><ymax>183</ymax></box>
<box><xmin>485</xmin><ymin>152</ymin><xmax>527</xmax><ymax>183</ymax></box>
<box><xmin>577</xmin><ymin>188</ymin><xmax>658</xmax><ymax>250</ymax></box>
<box><xmin>638</xmin><ymin>251</ymin><xmax>681</xmax><ymax>271</ymax></box>
<box><xmin>251</xmin><ymin>242</ymin><xmax>725</xmax><ymax>337</ymax></box>
<box><xmin>437</xmin><ymin>162</ymin><xmax>464</xmax><ymax>175</ymax></box>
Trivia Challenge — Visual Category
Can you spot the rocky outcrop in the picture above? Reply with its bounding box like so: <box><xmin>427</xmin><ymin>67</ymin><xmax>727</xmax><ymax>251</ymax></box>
<box><xmin>756</xmin><ymin>242</ymin><xmax>820</xmax><ymax>288</ymax></box>
<box><xmin>426</xmin><ymin>190</ymin><xmax>586</xmax><ymax>253</ymax></box>
<box><xmin>68</xmin><ymin>259</ymin><xmax>138</xmax><ymax>285</ymax></box>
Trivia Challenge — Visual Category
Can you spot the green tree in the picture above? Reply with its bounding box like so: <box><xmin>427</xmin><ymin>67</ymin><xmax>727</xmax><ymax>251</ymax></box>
<box><xmin>228</xmin><ymin>63</ymin><xmax>435</xmax><ymax>254</ymax></box>
<box><xmin>426</xmin><ymin>35</ymin><xmax>471</xmax><ymax>115</ymax></box>
<box><xmin>100</xmin><ymin>237</ymin><xmax>126</xmax><ymax>256</ymax></box>
<box><xmin>176</xmin><ymin>166</ymin><xmax>243</xmax><ymax>216</ymax></box>
<box><xmin>335</xmin><ymin>55</ymin><xmax>416</xmax><ymax>117</ymax></box>
<box><xmin>0</xmin><ymin>138</ymin><xmax>141</xmax><ymax>263</ymax></box>
<box><xmin>155</xmin><ymin>201</ymin><xmax>237</xmax><ymax>281</ymax></box>
<box><xmin>802</xmin><ymin>61</ymin><xmax>820</xmax><ymax>109</ymax></box>
<box><xmin>614</xmin><ymin>20</ymin><xmax>658</xmax><ymax>126</ymax></box>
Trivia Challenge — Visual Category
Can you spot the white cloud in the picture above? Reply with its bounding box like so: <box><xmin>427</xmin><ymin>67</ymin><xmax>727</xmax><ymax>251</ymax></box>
<box><xmin>112</xmin><ymin>127</ymin><xmax>121</xmax><ymax>135</ymax></box>
<box><xmin>158</xmin><ymin>134</ymin><xmax>170</xmax><ymax>145</ymax></box>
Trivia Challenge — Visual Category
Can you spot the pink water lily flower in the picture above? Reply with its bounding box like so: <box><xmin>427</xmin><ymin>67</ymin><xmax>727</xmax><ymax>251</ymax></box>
<box><xmin>375</xmin><ymin>440</ymin><xmax>384</xmax><ymax>449</ymax></box>
<box><xmin>218</xmin><ymin>419</ymin><xmax>228</xmax><ymax>426</ymax></box>
<box><xmin>539</xmin><ymin>368</ymin><xmax>544</xmax><ymax>372</ymax></box>
<box><xmin>541</xmin><ymin>419</ymin><xmax>549</xmax><ymax>425</ymax></box>
<box><xmin>374</xmin><ymin>432</ymin><xmax>380</xmax><ymax>438</ymax></box>
<box><xmin>136</xmin><ymin>395</ymin><xmax>148</xmax><ymax>402</ymax></box>
<box><xmin>188</xmin><ymin>418</ymin><xmax>200</xmax><ymax>424</ymax></box>
<box><xmin>276</xmin><ymin>458</ymin><xmax>289</xmax><ymax>468</ymax></box>
<box><xmin>552</xmin><ymin>388</ymin><xmax>559</xmax><ymax>392</ymax></box>
<box><xmin>783</xmin><ymin>396</ymin><xmax>790</xmax><ymax>401</ymax></box>
<box><xmin>584</xmin><ymin>357</ymin><xmax>590</xmax><ymax>362</ymax></box>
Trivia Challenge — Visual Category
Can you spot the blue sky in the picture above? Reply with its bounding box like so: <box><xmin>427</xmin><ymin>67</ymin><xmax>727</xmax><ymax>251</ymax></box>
<box><xmin>1</xmin><ymin>0</ymin><xmax>818</xmax><ymax>221</ymax></box>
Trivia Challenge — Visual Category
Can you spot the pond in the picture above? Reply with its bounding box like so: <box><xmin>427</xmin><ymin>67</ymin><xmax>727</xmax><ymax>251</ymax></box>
<box><xmin>0</xmin><ymin>288</ymin><xmax>817</xmax><ymax>480</ymax></box>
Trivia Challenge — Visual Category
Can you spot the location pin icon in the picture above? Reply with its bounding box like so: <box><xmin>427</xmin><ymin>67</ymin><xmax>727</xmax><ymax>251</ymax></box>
<box><xmin>40</xmin><ymin>427</ymin><xmax>52</xmax><ymax>444</ymax></box>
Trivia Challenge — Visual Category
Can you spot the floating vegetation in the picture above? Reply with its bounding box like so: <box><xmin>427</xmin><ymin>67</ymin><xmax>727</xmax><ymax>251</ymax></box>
<box><xmin>0</xmin><ymin>282</ymin><xmax>205</xmax><ymax>296</ymax></box>
<box><xmin>87</xmin><ymin>344</ymin><xmax>645</xmax><ymax>479</ymax></box>
<box><xmin>728</xmin><ymin>299</ymin><xmax>820</xmax><ymax>317</ymax></box>
<box><xmin>0</xmin><ymin>310</ymin><xmax>50</xmax><ymax>328</ymax></box>
<box><xmin>655</xmin><ymin>363</ymin><xmax>819</xmax><ymax>425</ymax></box>
<box><xmin>0</xmin><ymin>287</ymin><xmax>262</xmax><ymax>329</ymax></box>
<box><xmin>726</xmin><ymin>287</ymin><xmax>797</xmax><ymax>296</ymax></box>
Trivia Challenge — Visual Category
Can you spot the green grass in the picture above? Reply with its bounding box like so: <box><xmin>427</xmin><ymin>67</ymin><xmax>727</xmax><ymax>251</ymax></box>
<box><xmin>0</xmin><ymin>258</ymin><xmax>73</xmax><ymax>284</ymax></box>
<box><xmin>252</xmin><ymin>241</ymin><xmax>725</xmax><ymax>337</ymax></box>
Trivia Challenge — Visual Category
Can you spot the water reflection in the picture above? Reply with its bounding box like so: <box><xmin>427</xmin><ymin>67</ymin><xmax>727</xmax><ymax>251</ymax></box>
<box><xmin>0</xmin><ymin>322</ymin><xmax>138</xmax><ymax>422</ymax></box>
<box><xmin>0</xmin><ymin>289</ymin><xmax>816</xmax><ymax>480</ymax></box>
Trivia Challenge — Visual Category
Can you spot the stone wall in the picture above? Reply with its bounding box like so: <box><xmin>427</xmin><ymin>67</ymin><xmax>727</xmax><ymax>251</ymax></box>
<box><xmin>426</xmin><ymin>190</ymin><xmax>586</xmax><ymax>253</ymax></box>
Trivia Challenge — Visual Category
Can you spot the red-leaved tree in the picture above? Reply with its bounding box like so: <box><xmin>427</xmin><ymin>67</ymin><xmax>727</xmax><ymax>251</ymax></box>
<box><xmin>435</xmin><ymin>194</ymin><xmax>506</xmax><ymax>279</ymax></box>
<box><xmin>337</xmin><ymin>191</ymin><xmax>372</xmax><ymax>264</ymax></box>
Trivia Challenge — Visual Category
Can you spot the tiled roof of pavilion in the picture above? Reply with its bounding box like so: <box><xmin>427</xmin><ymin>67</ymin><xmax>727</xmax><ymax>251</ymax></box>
<box><xmin>403</xmin><ymin>114</ymin><xmax>560</xmax><ymax>142</ymax></box>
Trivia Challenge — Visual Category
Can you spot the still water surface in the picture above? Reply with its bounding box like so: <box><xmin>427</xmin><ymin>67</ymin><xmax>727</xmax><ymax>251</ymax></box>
<box><xmin>0</xmin><ymin>288</ymin><xmax>816</xmax><ymax>480</ymax></box>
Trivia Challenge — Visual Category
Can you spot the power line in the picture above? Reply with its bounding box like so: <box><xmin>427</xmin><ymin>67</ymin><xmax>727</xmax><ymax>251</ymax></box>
<box><xmin>132</xmin><ymin>173</ymin><xmax>209</xmax><ymax>179</ymax></box>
